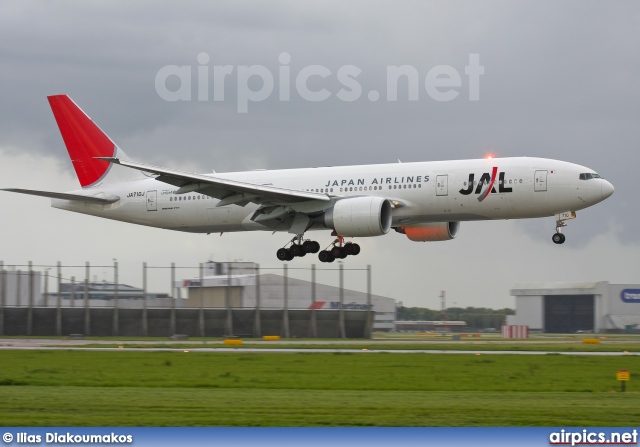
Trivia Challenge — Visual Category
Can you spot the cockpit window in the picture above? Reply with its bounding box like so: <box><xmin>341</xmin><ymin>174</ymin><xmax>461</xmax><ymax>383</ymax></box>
<box><xmin>579</xmin><ymin>173</ymin><xmax>601</xmax><ymax>180</ymax></box>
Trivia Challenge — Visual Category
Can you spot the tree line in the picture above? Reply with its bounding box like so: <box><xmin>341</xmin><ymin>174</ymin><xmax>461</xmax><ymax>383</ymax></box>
<box><xmin>396</xmin><ymin>305</ymin><xmax>515</xmax><ymax>330</ymax></box>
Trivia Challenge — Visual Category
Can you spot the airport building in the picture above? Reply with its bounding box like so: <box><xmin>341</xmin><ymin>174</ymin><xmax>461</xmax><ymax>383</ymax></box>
<box><xmin>507</xmin><ymin>282</ymin><xmax>640</xmax><ymax>333</ymax></box>
<box><xmin>176</xmin><ymin>261</ymin><xmax>396</xmax><ymax>332</ymax></box>
<box><xmin>47</xmin><ymin>282</ymin><xmax>170</xmax><ymax>304</ymax></box>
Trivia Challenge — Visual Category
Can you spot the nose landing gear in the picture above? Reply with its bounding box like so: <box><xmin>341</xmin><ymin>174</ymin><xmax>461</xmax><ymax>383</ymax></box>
<box><xmin>552</xmin><ymin>212</ymin><xmax>577</xmax><ymax>245</ymax></box>
<box><xmin>552</xmin><ymin>220</ymin><xmax>567</xmax><ymax>244</ymax></box>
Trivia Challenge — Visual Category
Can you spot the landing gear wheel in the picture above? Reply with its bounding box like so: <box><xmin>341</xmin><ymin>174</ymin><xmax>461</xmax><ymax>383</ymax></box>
<box><xmin>344</xmin><ymin>242</ymin><xmax>361</xmax><ymax>256</ymax></box>
<box><xmin>318</xmin><ymin>250</ymin><xmax>335</xmax><ymax>263</ymax></box>
<box><xmin>302</xmin><ymin>240</ymin><xmax>313</xmax><ymax>253</ymax></box>
<box><xmin>276</xmin><ymin>248</ymin><xmax>290</xmax><ymax>261</ymax></box>
<box><xmin>331</xmin><ymin>246</ymin><xmax>347</xmax><ymax>259</ymax></box>
<box><xmin>290</xmin><ymin>244</ymin><xmax>304</xmax><ymax>257</ymax></box>
<box><xmin>302</xmin><ymin>240</ymin><xmax>318</xmax><ymax>253</ymax></box>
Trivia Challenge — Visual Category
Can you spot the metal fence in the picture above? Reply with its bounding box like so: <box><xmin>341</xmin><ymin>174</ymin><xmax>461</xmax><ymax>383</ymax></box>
<box><xmin>0</xmin><ymin>261</ymin><xmax>375</xmax><ymax>338</ymax></box>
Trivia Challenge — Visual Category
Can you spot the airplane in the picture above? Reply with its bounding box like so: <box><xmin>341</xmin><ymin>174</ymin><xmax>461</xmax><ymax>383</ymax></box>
<box><xmin>2</xmin><ymin>95</ymin><xmax>614</xmax><ymax>262</ymax></box>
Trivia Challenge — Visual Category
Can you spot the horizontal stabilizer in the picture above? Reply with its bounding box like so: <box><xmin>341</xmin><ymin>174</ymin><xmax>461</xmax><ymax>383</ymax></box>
<box><xmin>1</xmin><ymin>188</ymin><xmax>120</xmax><ymax>204</ymax></box>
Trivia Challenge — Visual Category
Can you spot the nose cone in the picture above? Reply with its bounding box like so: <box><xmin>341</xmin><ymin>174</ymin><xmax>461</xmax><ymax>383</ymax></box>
<box><xmin>601</xmin><ymin>180</ymin><xmax>615</xmax><ymax>199</ymax></box>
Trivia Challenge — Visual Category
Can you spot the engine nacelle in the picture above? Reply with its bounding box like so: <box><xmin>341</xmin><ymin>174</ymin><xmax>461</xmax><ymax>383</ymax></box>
<box><xmin>401</xmin><ymin>221</ymin><xmax>460</xmax><ymax>242</ymax></box>
<box><xmin>323</xmin><ymin>197</ymin><xmax>392</xmax><ymax>237</ymax></box>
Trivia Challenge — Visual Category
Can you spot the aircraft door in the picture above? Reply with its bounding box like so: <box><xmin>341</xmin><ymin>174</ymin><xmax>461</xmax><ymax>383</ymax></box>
<box><xmin>436</xmin><ymin>175</ymin><xmax>448</xmax><ymax>196</ymax></box>
<box><xmin>146</xmin><ymin>190</ymin><xmax>157</xmax><ymax>211</ymax></box>
<box><xmin>534</xmin><ymin>171</ymin><xmax>547</xmax><ymax>192</ymax></box>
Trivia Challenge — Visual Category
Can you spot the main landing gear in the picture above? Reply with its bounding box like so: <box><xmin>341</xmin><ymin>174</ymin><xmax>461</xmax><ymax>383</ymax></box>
<box><xmin>276</xmin><ymin>235</ymin><xmax>361</xmax><ymax>262</ymax></box>
<box><xmin>276</xmin><ymin>235</ymin><xmax>321</xmax><ymax>261</ymax></box>
<box><xmin>552</xmin><ymin>220</ymin><xmax>567</xmax><ymax>245</ymax></box>
<box><xmin>318</xmin><ymin>236</ymin><xmax>361</xmax><ymax>263</ymax></box>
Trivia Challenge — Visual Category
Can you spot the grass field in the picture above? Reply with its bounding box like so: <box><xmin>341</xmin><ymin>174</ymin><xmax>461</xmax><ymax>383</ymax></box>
<box><xmin>1</xmin><ymin>349</ymin><xmax>639</xmax><ymax>426</ymax></box>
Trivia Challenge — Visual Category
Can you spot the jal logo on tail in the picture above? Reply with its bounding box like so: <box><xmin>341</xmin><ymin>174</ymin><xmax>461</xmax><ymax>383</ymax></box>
<box><xmin>459</xmin><ymin>167</ymin><xmax>512</xmax><ymax>202</ymax></box>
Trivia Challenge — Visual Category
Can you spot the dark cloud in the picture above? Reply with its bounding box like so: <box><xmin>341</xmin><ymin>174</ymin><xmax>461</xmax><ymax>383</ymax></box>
<box><xmin>0</xmin><ymin>0</ymin><xmax>637</xmax><ymax>306</ymax></box>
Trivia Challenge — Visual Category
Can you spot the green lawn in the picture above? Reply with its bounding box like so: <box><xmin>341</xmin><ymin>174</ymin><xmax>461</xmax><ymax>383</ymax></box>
<box><xmin>0</xmin><ymin>350</ymin><xmax>638</xmax><ymax>426</ymax></box>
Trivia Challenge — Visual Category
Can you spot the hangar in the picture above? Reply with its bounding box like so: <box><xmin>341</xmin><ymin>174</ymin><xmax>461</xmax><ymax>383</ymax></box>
<box><xmin>507</xmin><ymin>282</ymin><xmax>640</xmax><ymax>333</ymax></box>
<box><xmin>176</xmin><ymin>261</ymin><xmax>396</xmax><ymax>332</ymax></box>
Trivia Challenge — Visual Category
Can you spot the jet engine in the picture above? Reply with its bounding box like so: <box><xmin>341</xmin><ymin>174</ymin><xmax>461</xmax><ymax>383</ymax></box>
<box><xmin>322</xmin><ymin>197</ymin><xmax>393</xmax><ymax>237</ymax></box>
<box><xmin>398</xmin><ymin>221</ymin><xmax>460</xmax><ymax>242</ymax></box>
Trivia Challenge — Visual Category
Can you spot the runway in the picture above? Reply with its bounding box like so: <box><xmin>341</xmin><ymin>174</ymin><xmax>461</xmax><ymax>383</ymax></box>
<box><xmin>0</xmin><ymin>338</ymin><xmax>636</xmax><ymax>355</ymax></box>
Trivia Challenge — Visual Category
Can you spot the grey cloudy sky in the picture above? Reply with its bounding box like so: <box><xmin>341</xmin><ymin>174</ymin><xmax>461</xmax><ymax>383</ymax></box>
<box><xmin>0</xmin><ymin>0</ymin><xmax>638</xmax><ymax>309</ymax></box>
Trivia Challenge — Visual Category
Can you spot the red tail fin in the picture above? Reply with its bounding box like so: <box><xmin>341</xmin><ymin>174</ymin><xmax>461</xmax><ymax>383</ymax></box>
<box><xmin>48</xmin><ymin>95</ymin><xmax>117</xmax><ymax>188</ymax></box>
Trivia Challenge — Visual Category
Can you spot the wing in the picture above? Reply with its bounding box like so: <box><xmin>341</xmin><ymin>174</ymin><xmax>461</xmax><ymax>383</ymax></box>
<box><xmin>99</xmin><ymin>157</ymin><xmax>334</xmax><ymax>233</ymax></box>
<box><xmin>1</xmin><ymin>188</ymin><xmax>120</xmax><ymax>204</ymax></box>
<box><xmin>99</xmin><ymin>157</ymin><xmax>330</xmax><ymax>206</ymax></box>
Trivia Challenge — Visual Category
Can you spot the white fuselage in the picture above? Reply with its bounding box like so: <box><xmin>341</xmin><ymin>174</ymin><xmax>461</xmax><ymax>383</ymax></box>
<box><xmin>52</xmin><ymin>157</ymin><xmax>613</xmax><ymax>234</ymax></box>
